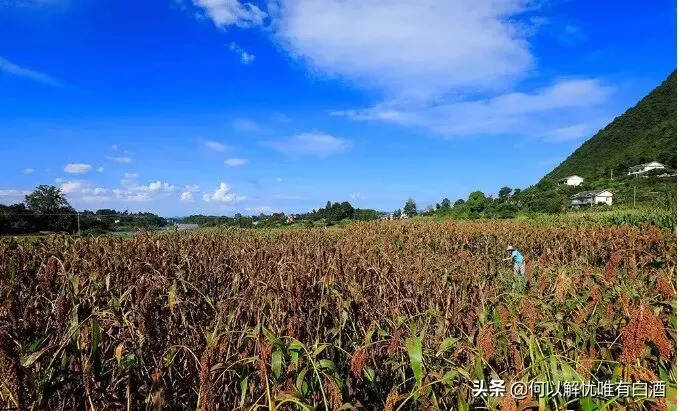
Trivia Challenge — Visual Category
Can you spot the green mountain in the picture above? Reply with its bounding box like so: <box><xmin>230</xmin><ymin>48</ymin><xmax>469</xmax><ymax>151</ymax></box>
<box><xmin>542</xmin><ymin>71</ymin><xmax>677</xmax><ymax>183</ymax></box>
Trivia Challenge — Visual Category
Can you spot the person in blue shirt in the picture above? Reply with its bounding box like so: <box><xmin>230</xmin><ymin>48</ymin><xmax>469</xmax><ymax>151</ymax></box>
<box><xmin>504</xmin><ymin>245</ymin><xmax>525</xmax><ymax>276</ymax></box>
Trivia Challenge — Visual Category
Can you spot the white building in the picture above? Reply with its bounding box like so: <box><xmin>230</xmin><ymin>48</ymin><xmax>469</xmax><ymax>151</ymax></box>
<box><xmin>628</xmin><ymin>161</ymin><xmax>665</xmax><ymax>176</ymax></box>
<box><xmin>558</xmin><ymin>175</ymin><xmax>584</xmax><ymax>186</ymax></box>
<box><xmin>571</xmin><ymin>189</ymin><xmax>613</xmax><ymax>207</ymax></box>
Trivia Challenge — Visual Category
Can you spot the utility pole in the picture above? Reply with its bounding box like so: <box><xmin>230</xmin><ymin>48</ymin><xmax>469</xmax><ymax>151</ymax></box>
<box><xmin>77</xmin><ymin>212</ymin><xmax>81</xmax><ymax>236</ymax></box>
<box><xmin>610</xmin><ymin>169</ymin><xmax>613</xmax><ymax>180</ymax></box>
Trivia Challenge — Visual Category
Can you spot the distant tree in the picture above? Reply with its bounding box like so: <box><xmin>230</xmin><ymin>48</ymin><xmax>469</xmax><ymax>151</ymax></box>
<box><xmin>513</xmin><ymin>188</ymin><xmax>521</xmax><ymax>197</ymax></box>
<box><xmin>25</xmin><ymin>185</ymin><xmax>71</xmax><ymax>214</ymax></box>
<box><xmin>441</xmin><ymin>198</ymin><xmax>451</xmax><ymax>209</ymax></box>
<box><xmin>394</xmin><ymin>208</ymin><xmax>402</xmax><ymax>217</ymax></box>
<box><xmin>339</xmin><ymin>201</ymin><xmax>355</xmax><ymax>220</ymax></box>
<box><xmin>467</xmin><ymin>191</ymin><xmax>486</xmax><ymax>213</ymax></box>
<box><xmin>404</xmin><ymin>198</ymin><xmax>417</xmax><ymax>217</ymax></box>
<box><xmin>498</xmin><ymin>187</ymin><xmax>512</xmax><ymax>202</ymax></box>
<box><xmin>454</xmin><ymin>199</ymin><xmax>465</xmax><ymax>206</ymax></box>
<box><xmin>435</xmin><ymin>203</ymin><xmax>441</xmax><ymax>210</ymax></box>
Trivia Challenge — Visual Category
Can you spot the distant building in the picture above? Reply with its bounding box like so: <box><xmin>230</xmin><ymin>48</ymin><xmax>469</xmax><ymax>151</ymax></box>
<box><xmin>571</xmin><ymin>189</ymin><xmax>613</xmax><ymax>207</ymax></box>
<box><xmin>559</xmin><ymin>175</ymin><xmax>584</xmax><ymax>186</ymax></box>
<box><xmin>286</xmin><ymin>215</ymin><xmax>294</xmax><ymax>223</ymax></box>
<box><xmin>628</xmin><ymin>161</ymin><xmax>665</xmax><ymax>176</ymax></box>
<box><xmin>399</xmin><ymin>212</ymin><xmax>409</xmax><ymax>220</ymax></box>
<box><xmin>174</xmin><ymin>223</ymin><xmax>199</xmax><ymax>231</ymax></box>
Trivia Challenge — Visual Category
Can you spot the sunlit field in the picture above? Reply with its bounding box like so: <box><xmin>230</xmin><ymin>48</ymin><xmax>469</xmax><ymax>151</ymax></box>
<box><xmin>0</xmin><ymin>220</ymin><xmax>675</xmax><ymax>409</ymax></box>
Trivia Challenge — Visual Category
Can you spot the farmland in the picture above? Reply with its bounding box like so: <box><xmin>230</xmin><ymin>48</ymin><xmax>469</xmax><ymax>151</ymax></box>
<box><xmin>0</xmin><ymin>220</ymin><xmax>676</xmax><ymax>409</ymax></box>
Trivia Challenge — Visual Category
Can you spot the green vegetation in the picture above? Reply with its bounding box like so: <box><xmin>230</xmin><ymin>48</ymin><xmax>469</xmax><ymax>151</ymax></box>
<box><xmin>544</xmin><ymin>71</ymin><xmax>677</xmax><ymax>182</ymax></box>
<box><xmin>0</xmin><ymin>185</ymin><xmax>167</xmax><ymax>235</ymax></box>
<box><xmin>180</xmin><ymin>201</ymin><xmax>380</xmax><ymax>229</ymax></box>
<box><xmin>424</xmin><ymin>70</ymin><xmax>677</xmax><ymax>221</ymax></box>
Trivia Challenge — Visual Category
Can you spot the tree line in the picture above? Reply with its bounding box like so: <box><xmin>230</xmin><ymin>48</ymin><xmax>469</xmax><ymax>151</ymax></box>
<box><xmin>0</xmin><ymin>185</ymin><xmax>167</xmax><ymax>235</ymax></box>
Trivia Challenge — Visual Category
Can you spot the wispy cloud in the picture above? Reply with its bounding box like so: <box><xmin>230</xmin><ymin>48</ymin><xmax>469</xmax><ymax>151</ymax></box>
<box><xmin>192</xmin><ymin>0</ymin><xmax>266</xmax><ymax>28</ymax></box>
<box><xmin>106</xmin><ymin>156</ymin><xmax>133</xmax><ymax>163</ymax></box>
<box><xmin>0</xmin><ymin>56</ymin><xmax>61</xmax><ymax>86</ymax></box>
<box><xmin>264</xmin><ymin>131</ymin><xmax>351</xmax><ymax>157</ymax></box>
<box><xmin>21</xmin><ymin>168</ymin><xmax>34</xmax><ymax>174</ymax></box>
<box><xmin>180</xmin><ymin>191</ymin><xmax>194</xmax><ymax>202</ymax></box>
<box><xmin>229</xmin><ymin>42</ymin><xmax>255</xmax><ymax>64</ymax></box>
<box><xmin>333</xmin><ymin>79</ymin><xmax>613</xmax><ymax>140</ymax></box>
<box><xmin>232</xmin><ymin>118</ymin><xmax>266</xmax><ymax>133</ymax></box>
<box><xmin>64</xmin><ymin>163</ymin><xmax>92</xmax><ymax>174</ymax></box>
<box><xmin>225</xmin><ymin>158</ymin><xmax>248</xmax><ymax>167</ymax></box>
<box><xmin>202</xmin><ymin>139</ymin><xmax>230</xmax><ymax>152</ymax></box>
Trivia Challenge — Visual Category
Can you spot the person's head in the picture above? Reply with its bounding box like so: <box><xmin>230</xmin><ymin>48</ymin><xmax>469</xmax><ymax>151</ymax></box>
<box><xmin>506</xmin><ymin>245</ymin><xmax>514</xmax><ymax>253</ymax></box>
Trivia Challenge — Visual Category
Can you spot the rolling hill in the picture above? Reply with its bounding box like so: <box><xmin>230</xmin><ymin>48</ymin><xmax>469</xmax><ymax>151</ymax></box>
<box><xmin>541</xmin><ymin>70</ymin><xmax>676</xmax><ymax>183</ymax></box>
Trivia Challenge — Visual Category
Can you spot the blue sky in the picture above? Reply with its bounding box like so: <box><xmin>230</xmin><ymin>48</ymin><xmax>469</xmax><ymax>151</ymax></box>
<box><xmin>0</xmin><ymin>0</ymin><xmax>676</xmax><ymax>216</ymax></box>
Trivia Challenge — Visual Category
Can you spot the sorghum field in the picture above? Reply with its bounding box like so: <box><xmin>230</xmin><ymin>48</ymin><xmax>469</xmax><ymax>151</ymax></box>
<box><xmin>0</xmin><ymin>220</ymin><xmax>676</xmax><ymax>410</ymax></box>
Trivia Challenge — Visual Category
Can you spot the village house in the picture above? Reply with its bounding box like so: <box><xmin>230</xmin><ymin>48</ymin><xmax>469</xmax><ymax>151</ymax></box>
<box><xmin>627</xmin><ymin>161</ymin><xmax>665</xmax><ymax>176</ymax></box>
<box><xmin>558</xmin><ymin>175</ymin><xmax>584</xmax><ymax>186</ymax></box>
<box><xmin>571</xmin><ymin>189</ymin><xmax>613</xmax><ymax>207</ymax></box>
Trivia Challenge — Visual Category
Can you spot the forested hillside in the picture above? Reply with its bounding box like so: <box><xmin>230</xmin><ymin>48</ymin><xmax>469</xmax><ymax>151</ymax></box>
<box><xmin>542</xmin><ymin>71</ymin><xmax>676</xmax><ymax>182</ymax></box>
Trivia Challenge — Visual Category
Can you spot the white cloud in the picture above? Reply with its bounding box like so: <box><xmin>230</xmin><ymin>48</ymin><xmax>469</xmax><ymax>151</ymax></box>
<box><xmin>80</xmin><ymin>187</ymin><xmax>110</xmax><ymax>202</ymax></box>
<box><xmin>55</xmin><ymin>178</ymin><xmax>65</xmax><ymax>183</ymax></box>
<box><xmin>228</xmin><ymin>42</ymin><xmax>255</xmax><ymax>64</ymax></box>
<box><xmin>64</xmin><ymin>163</ymin><xmax>92</xmax><ymax>174</ymax></box>
<box><xmin>125</xmin><ymin>193</ymin><xmax>152</xmax><ymax>202</ymax></box>
<box><xmin>202</xmin><ymin>139</ymin><xmax>230</xmax><ymax>152</ymax></box>
<box><xmin>275</xmin><ymin>177</ymin><xmax>283</xmax><ymax>183</ymax></box>
<box><xmin>128</xmin><ymin>181</ymin><xmax>176</xmax><ymax>193</ymax></box>
<box><xmin>192</xmin><ymin>0</ymin><xmax>266</xmax><ymax>28</ymax></box>
<box><xmin>96</xmin><ymin>167</ymin><xmax>104</xmax><ymax>173</ymax></box>
<box><xmin>180</xmin><ymin>191</ymin><xmax>194</xmax><ymax>202</ymax></box>
<box><xmin>124</xmin><ymin>172</ymin><xmax>139</xmax><ymax>179</ymax></box>
<box><xmin>245</xmin><ymin>205</ymin><xmax>276</xmax><ymax>213</ymax></box>
<box><xmin>333</xmin><ymin>79</ymin><xmax>613</xmax><ymax>139</ymax></box>
<box><xmin>21</xmin><ymin>168</ymin><xmax>34</xmax><ymax>174</ymax></box>
<box><xmin>149</xmin><ymin>181</ymin><xmax>175</xmax><ymax>192</ymax></box>
<box><xmin>203</xmin><ymin>182</ymin><xmax>245</xmax><ymax>203</ymax></box>
<box><xmin>265</xmin><ymin>131</ymin><xmax>351</xmax><ymax>157</ymax></box>
<box><xmin>225</xmin><ymin>157</ymin><xmax>248</xmax><ymax>167</ymax></box>
<box><xmin>106</xmin><ymin>156</ymin><xmax>133</xmax><ymax>163</ymax></box>
<box><xmin>60</xmin><ymin>181</ymin><xmax>85</xmax><ymax>194</ymax></box>
<box><xmin>272</xmin><ymin>0</ymin><xmax>533</xmax><ymax>100</ymax></box>
<box><xmin>0</xmin><ymin>56</ymin><xmax>61</xmax><ymax>86</ymax></box>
